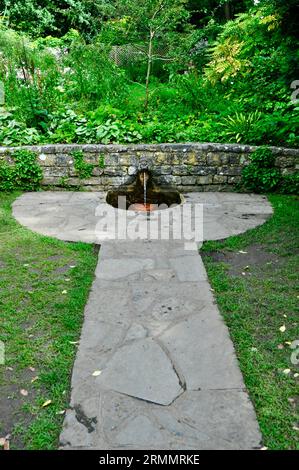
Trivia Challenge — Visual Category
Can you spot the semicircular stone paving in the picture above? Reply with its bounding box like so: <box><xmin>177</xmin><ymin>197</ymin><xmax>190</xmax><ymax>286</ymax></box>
<box><xmin>13</xmin><ymin>191</ymin><xmax>273</xmax><ymax>449</ymax></box>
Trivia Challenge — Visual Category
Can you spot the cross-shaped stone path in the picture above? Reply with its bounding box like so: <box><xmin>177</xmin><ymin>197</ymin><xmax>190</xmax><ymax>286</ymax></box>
<box><xmin>13</xmin><ymin>191</ymin><xmax>272</xmax><ymax>449</ymax></box>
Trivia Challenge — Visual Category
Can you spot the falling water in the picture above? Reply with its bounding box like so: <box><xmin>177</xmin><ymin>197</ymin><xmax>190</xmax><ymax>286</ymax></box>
<box><xmin>143</xmin><ymin>171</ymin><xmax>147</xmax><ymax>207</ymax></box>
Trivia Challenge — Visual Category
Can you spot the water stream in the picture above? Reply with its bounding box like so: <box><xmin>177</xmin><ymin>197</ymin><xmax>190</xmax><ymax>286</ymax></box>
<box><xmin>144</xmin><ymin>170</ymin><xmax>147</xmax><ymax>207</ymax></box>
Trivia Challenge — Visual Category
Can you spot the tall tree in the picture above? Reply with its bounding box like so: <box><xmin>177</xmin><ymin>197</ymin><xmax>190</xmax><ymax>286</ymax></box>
<box><xmin>115</xmin><ymin>0</ymin><xmax>191</xmax><ymax>108</ymax></box>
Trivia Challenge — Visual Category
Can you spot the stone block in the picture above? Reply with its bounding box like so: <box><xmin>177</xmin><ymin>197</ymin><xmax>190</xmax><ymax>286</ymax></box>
<box><xmin>172</xmin><ymin>165</ymin><xmax>190</xmax><ymax>176</ymax></box>
<box><xmin>128</xmin><ymin>166</ymin><xmax>137</xmax><ymax>176</ymax></box>
<box><xmin>42</xmin><ymin>177</ymin><xmax>63</xmax><ymax>185</ymax></box>
<box><xmin>220</xmin><ymin>153</ymin><xmax>230</xmax><ymax>164</ymax></box>
<box><xmin>55</xmin><ymin>154</ymin><xmax>72</xmax><ymax>166</ymax></box>
<box><xmin>154</xmin><ymin>152</ymin><xmax>169</xmax><ymax>165</ymax></box>
<box><xmin>155</xmin><ymin>175</ymin><xmax>177</xmax><ymax>185</ymax></box>
<box><xmin>213</xmin><ymin>175</ymin><xmax>228</xmax><ymax>184</ymax></box>
<box><xmin>228</xmin><ymin>154</ymin><xmax>241</xmax><ymax>164</ymax></box>
<box><xmin>181</xmin><ymin>152</ymin><xmax>198</xmax><ymax>165</ymax></box>
<box><xmin>43</xmin><ymin>167</ymin><xmax>68</xmax><ymax>177</ymax></box>
<box><xmin>96</xmin><ymin>338</ymin><xmax>183</xmax><ymax>405</ymax></box>
<box><xmin>118</xmin><ymin>154</ymin><xmax>137</xmax><ymax>166</ymax></box>
<box><xmin>197</xmin><ymin>175</ymin><xmax>213</xmax><ymax>185</ymax></box>
<box><xmin>155</xmin><ymin>166</ymin><xmax>173</xmax><ymax>175</ymax></box>
<box><xmin>207</xmin><ymin>153</ymin><xmax>221</xmax><ymax>165</ymax></box>
<box><xmin>38</xmin><ymin>153</ymin><xmax>56</xmax><ymax>166</ymax></box>
<box><xmin>92</xmin><ymin>167</ymin><xmax>104</xmax><ymax>176</ymax></box>
<box><xmin>181</xmin><ymin>176</ymin><xmax>197</xmax><ymax>186</ymax></box>
<box><xmin>103</xmin><ymin>167</ymin><xmax>123</xmax><ymax>177</ymax></box>
<box><xmin>84</xmin><ymin>153</ymin><xmax>100</xmax><ymax>165</ymax></box>
<box><xmin>101</xmin><ymin>176</ymin><xmax>128</xmax><ymax>187</ymax></box>
<box><xmin>220</xmin><ymin>166</ymin><xmax>242</xmax><ymax>176</ymax></box>
<box><xmin>80</xmin><ymin>177</ymin><xmax>103</xmax><ymax>186</ymax></box>
<box><xmin>103</xmin><ymin>154</ymin><xmax>119</xmax><ymax>166</ymax></box>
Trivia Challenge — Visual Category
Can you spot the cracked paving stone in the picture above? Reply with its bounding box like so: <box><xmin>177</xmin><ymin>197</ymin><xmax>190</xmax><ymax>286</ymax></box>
<box><xmin>159</xmin><ymin>314</ymin><xmax>244</xmax><ymax>390</ymax></box>
<box><xmin>96</xmin><ymin>338</ymin><xmax>183</xmax><ymax>405</ymax></box>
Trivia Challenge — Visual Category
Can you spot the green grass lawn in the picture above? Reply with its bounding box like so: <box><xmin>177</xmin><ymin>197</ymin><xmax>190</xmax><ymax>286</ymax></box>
<box><xmin>0</xmin><ymin>192</ymin><xmax>98</xmax><ymax>449</ymax></box>
<box><xmin>201</xmin><ymin>195</ymin><xmax>299</xmax><ymax>450</ymax></box>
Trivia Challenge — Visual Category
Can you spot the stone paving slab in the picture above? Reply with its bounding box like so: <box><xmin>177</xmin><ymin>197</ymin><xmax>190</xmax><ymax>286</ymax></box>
<box><xmin>12</xmin><ymin>191</ymin><xmax>272</xmax><ymax>449</ymax></box>
<box><xmin>59</xmin><ymin>240</ymin><xmax>262</xmax><ymax>449</ymax></box>
<box><xmin>159</xmin><ymin>314</ymin><xmax>244</xmax><ymax>390</ymax></box>
<box><xmin>96</xmin><ymin>338</ymin><xmax>184</xmax><ymax>405</ymax></box>
<box><xmin>13</xmin><ymin>191</ymin><xmax>272</xmax><ymax>242</ymax></box>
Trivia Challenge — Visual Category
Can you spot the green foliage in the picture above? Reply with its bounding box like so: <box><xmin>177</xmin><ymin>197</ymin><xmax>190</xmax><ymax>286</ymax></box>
<box><xmin>0</xmin><ymin>149</ymin><xmax>43</xmax><ymax>191</ymax></box>
<box><xmin>95</xmin><ymin>119</ymin><xmax>142</xmax><ymax>144</ymax></box>
<box><xmin>0</xmin><ymin>0</ymin><xmax>113</xmax><ymax>39</ymax></box>
<box><xmin>72</xmin><ymin>150</ymin><xmax>93</xmax><ymax>179</ymax></box>
<box><xmin>64</xmin><ymin>43</ymin><xmax>128</xmax><ymax>107</ymax></box>
<box><xmin>0</xmin><ymin>0</ymin><xmax>298</xmax><ymax>153</ymax></box>
<box><xmin>57</xmin><ymin>176</ymin><xmax>71</xmax><ymax>189</ymax></box>
<box><xmin>220</xmin><ymin>111</ymin><xmax>262</xmax><ymax>144</ymax></box>
<box><xmin>98</xmin><ymin>154</ymin><xmax>105</xmax><ymax>169</ymax></box>
<box><xmin>0</xmin><ymin>26</ymin><xmax>63</xmax><ymax>126</ymax></box>
<box><xmin>241</xmin><ymin>146</ymin><xmax>282</xmax><ymax>193</ymax></box>
<box><xmin>0</xmin><ymin>112</ymin><xmax>41</xmax><ymax>145</ymax></box>
<box><xmin>279</xmin><ymin>173</ymin><xmax>299</xmax><ymax>195</ymax></box>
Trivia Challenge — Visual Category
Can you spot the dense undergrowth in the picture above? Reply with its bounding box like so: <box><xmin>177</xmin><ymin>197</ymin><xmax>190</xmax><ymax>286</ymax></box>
<box><xmin>0</xmin><ymin>1</ymin><xmax>298</xmax><ymax>148</ymax></box>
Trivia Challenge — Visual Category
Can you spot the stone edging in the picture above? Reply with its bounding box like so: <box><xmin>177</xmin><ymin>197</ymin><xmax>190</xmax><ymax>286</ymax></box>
<box><xmin>1</xmin><ymin>143</ymin><xmax>298</xmax><ymax>191</ymax></box>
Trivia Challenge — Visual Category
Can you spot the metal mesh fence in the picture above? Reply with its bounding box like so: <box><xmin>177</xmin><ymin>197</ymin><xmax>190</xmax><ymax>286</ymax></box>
<box><xmin>109</xmin><ymin>43</ymin><xmax>170</xmax><ymax>66</ymax></box>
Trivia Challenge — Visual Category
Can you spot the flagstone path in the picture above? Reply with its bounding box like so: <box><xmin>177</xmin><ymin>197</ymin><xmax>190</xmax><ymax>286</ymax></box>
<box><xmin>13</xmin><ymin>192</ymin><xmax>272</xmax><ymax>450</ymax></box>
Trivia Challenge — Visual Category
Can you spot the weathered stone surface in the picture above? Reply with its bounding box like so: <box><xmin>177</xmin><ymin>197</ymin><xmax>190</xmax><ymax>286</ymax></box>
<box><xmin>96</xmin><ymin>258</ymin><xmax>155</xmax><ymax>280</ymax></box>
<box><xmin>92</xmin><ymin>167</ymin><xmax>104</xmax><ymax>176</ymax></box>
<box><xmin>124</xmin><ymin>323</ymin><xmax>148</xmax><ymax>342</ymax></box>
<box><xmin>197</xmin><ymin>175</ymin><xmax>213</xmax><ymax>185</ymax></box>
<box><xmin>213</xmin><ymin>174</ymin><xmax>228</xmax><ymax>184</ymax></box>
<box><xmin>128</xmin><ymin>165</ymin><xmax>137</xmax><ymax>175</ymax></box>
<box><xmin>113</xmin><ymin>415</ymin><xmax>164</xmax><ymax>447</ymax></box>
<box><xmin>167</xmin><ymin>391</ymin><xmax>262</xmax><ymax>450</ymax></box>
<box><xmin>2</xmin><ymin>143</ymin><xmax>297</xmax><ymax>191</ymax></box>
<box><xmin>96</xmin><ymin>338</ymin><xmax>183</xmax><ymax>405</ymax></box>
<box><xmin>43</xmin><ymin>167</ymin><xmax>68</xmax><ymax>177</ymax></box>
<box><xmin>172</xmin><ymin>165</ymin><xmax>191</xmax><ymax>176</ymax></box>
<box><xmin>60</xmin><ymin>409</ymin><xmax>96</xmax><ymax>448</ymax></box>
<box><xmin>207</xmin><ymin>153</ymin><xmax>221</xmax><ymax>165</ymax></box>
<box><xmin>181</xmin><ymin>176</ymin><xmax>197</xmax><ymax>185</ymax></box>
<box><xmin>169</xmin><ymin>255</ymin><xmax>207</xmax><ymax>282</ymax></box>
<box><xmin>159</xmin><ymin>314</ymin><xmax>244</xmax><ymax>390</ymax></box>
<box><xmin>98</xmin><ymin>387</ymin><xmax>261</xmax><ymax>450</ymax></box>
<box><xmin>12</xmin><ymin>191</ymin><xmax>273</xmax><ymax>243</ymax></box>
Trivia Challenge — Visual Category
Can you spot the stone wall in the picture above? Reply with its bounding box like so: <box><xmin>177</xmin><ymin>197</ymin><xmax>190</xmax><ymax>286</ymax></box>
<box><xmin>0</xmin><ymin>143</ymin><xmax>298</xmax><ymax>192</ymax></box>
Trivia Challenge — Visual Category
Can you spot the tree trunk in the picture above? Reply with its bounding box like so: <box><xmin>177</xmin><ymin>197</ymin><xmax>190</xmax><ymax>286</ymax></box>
<box><xmin>224</xmin><ymin>1</ymin><xmax>232</xmax><ymax>20</ymax></box>
<box><xmin>145</xmin><ymin>30</ymin><xmax>154</xmax><ymax>111</ymax></box>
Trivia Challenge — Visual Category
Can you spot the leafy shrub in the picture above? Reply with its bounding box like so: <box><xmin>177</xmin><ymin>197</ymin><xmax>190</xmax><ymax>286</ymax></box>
<box><xmin>0</xmin><ymin>27</ymin><xmax>62</xmax><ymax>126</ymax></box>
<box><xmin>64</xmin><ymin>43</ymin><xmax>128</xmax><ymax>107</ymax></box>
<box><xmin>249</xmin><ymin>146</ymin><xmax>277</xmax><ymax>168</ymax></box>
<box><xmin>0</xmin><ymin>113</ymin><xmax>41</xmax><ymax>145</ymax></box>
<box><xmin>0</xmin><ymin>150</ymin><xmax>43</xmax><ymax>191</ymax></box>
<box><xmin>95</xmin><ymin>119</ymin><xmax>142</xmax><ymax>144</ymax></box>
<box><xmin>241</xmin><ymin>146</ymin><xmax>282</xmax><ymax>193</ymax></box>
<box><xmin>279</xmin><ymin>173</ymin><xmax>299</xmax><ymax>195</ymax></box>
<box><xmin>220</xmin><ymin>111</ymin><xmax>262</xmax><ymax>144</ymax></box>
